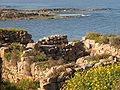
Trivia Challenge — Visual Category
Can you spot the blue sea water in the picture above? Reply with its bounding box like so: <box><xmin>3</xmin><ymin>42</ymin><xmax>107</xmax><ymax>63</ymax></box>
<box><xmin>0</xmin><ymin>0</ymin><xmax>120</xmax><ymax>40</ymax></box>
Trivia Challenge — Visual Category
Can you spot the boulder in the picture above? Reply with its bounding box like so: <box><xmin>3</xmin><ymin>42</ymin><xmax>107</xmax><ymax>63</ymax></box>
<box><xmin>0</xmin><ymin>47</ymin><xmax>9</xmax><ymax>60</ymax></box>
<box><xmin>26</xmin><ymin>43</ymin><xmax>36</xmax><ymax>49</ymax></box>
<box><xmin>0</xmin><ymin>28</ymin><xmax>33</xmax><ymax>44</ymax></box>
<box><xmin>76</xmin><ymin>57</ymin><xmax>85</xmax><ymax>65</ymax></box>
<box><xmin>39</xmin><ymin>35</ymin><xmax>68</xmax><ymax>45</ymax></box>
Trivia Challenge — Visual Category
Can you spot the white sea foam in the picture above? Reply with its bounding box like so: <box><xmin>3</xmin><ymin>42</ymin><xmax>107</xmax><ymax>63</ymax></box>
<box><xmin>59</xmin><ymin>14</ymin><xmax>90</xmax><ymax>17</ymax></box>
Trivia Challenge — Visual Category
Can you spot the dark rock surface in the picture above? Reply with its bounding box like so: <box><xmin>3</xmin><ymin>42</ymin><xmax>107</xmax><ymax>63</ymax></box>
<box><xmin>0</xmin><ymin>28</ymin><xmax>33</xmax><ymax>44</ymax></box>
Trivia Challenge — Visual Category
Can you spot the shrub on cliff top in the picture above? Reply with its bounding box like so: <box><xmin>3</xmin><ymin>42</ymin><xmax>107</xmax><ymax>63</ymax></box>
<box><xmin>61</xmin><ymin>62</ymin><xmax>120</xmax><ymax>90</ymax></box>
<box><xmin>85</xmin><ymin>32</ymin><xmax>101</xmax><ymax>41</ymax></box>
<box><xmin>97</xmin><ymin>36</ymin><xmax>109</xmax><ymax>44</ymax></box>
<box><xmin>109</xmin><ymin>36</ymin><xmax>120</xmax><ymax>49</ymax></box>
<box><xmin>0</xmin><ymin>27</ymin><xmax>25</xmax><ymax>32</ymax></box>
<box><xmin>84</xmin><ymin>32</ymin><xmax>109</xmax><ymax>44</ymax></box>
<box><xmin>84</xmin><ymin>32</ymin><xmax>119</xmax><ymax>44</ymax></box>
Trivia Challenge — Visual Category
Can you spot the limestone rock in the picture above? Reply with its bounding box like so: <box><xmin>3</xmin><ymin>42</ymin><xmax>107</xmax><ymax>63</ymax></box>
<box><xmin>76</xmin><ymin>57</ymin><xmax>85</xmax><ymax>65</ymax></box>
<box><xmin>39</xmin><ymin>35</ymin><xmax>68</xmax><ymax>45</ymax></box>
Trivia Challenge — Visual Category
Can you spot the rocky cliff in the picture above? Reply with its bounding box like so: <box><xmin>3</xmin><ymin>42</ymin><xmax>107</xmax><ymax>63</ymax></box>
<box><xmin>1</xmin><ymin>31</ymin><xmax>120</xmax><ymax>90</ymax></box>
<box><xmin>0</xmin><ymin>28</ymin><xmax>33</xmax><ymax>44</ymax></box>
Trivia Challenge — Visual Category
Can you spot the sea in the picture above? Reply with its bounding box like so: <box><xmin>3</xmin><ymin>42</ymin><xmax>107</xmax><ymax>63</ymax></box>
<box><xmin>0</xmin><ymin>0</ymin><xmax>120</xmax><ymax>40</ymax></box>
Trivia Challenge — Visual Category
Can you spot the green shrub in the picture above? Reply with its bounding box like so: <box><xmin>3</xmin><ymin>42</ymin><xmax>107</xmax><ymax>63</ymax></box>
<box><xmin>85</xmin><ymin>32</ymin><xmax>101</xmax><ymax>41</ymax></box>
<box><xmin>4</xmin><ymin>49</ymin><xmax>21</xmax><ymax>62</ymax></box>
<box><xmin>85</xmin><ymin>54</ymin><xmax>110</xmax><ymax>62</ymax></box>
<box><xmin>11</xmin><ymin>50</ymin><xmax>21</xmax><ymax>61</ymax></box>
<box><xmin>71</xmin><ymin>39</ymin><xmax>80</xmax><ymax>42</ymax></box>
<box><xmin>5</xmin><ymin>49</ymin><xmax>22</xmax><ymax>62</ymax></box>
<box><xmin>5</xmin><ymin>51</ymin><xmax>11</xmax><ymax>61</ymax></box>
<box><xmin>38</xmin><ymin>59</ymin><xmax>64</xmax><ymax>70</ymax></box>
<box><xmin>9</xmin><ymin>43</ymin><xmax>21</xmax><ymax>50</ymax></box>
<box><xmin>85</xmin><ymin>32</ymin><xmax>120</xmax><ymax>46</ymax></box>
<box><xmin>4</xmin><ymin>43</ymin><xmax>22</xmax><ymax>62</ymax></box>
<box><xmin>109</xmin><ymin>36</ymin><xmax>120</xmax><ymax>49</ymax></box>
<box><xmin>106</xmin><ymin>34</ymin><xmax>117</xmax><ymax>38</ymax></box>
<box><xmin>1</xmin><ymin>79</ymin><xmax>40</xmax><ymax>90</ymax></box>
<box><xmin>0</xmin><ymin>27</ymin><xmax>25</xmax><ymax>32</ymax></box>
<box><xmin>61</xmin><ymin>62</ymin><xmax>120</xmax><ymax>90</ymax></box>
<box><xmin>97</xmin><ymin>36</ymin><xmax>109</xmax><ymax>44</ymax></box>
<box><xmin>34</xmin><ymin>52</ymin><xmax>48</xmax><ymax>62</ymax></box>
<box><xmin>22</xmin><ymin>49</ymin><xmax>48</xmax><ymax>62</ymax></box>
<box><xmin>15</xmin><ymin>79</ymin><xmax>40</xmax><ymax>90</ymax></box>
<box><xmin>1</xmin><ymin>80</ymin><xmax>17</xmax><ymax>90</ymax></box>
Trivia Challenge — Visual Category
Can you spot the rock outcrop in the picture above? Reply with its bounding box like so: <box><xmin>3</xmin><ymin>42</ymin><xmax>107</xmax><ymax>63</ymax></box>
<box><xmin>0</xmin><ymin>28</ymin><xmax>33</xmax><ymax>44</ymax></box>
<box><xmin>38</xmin><ymin>35</ymin><xmax>68</xmax><ymax>45</ymax></box>
<box><xmin>83</xmin><ymin>39</ymin><xmax>120</xmax><ymax>58</ymax></box>
<box><xmin>34</xmin><ymin>35</ymin><xmax>85</xmax><ymax>61</ymax></box>
<box><xmin>1</xmin><ymin>33</ymin><xmax>120</xmax><ymax>90</ymax></box>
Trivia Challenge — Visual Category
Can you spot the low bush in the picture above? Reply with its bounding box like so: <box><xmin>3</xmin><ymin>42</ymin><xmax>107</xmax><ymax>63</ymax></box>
<box><xmin>1</xmin><ymin>80</ymin><xmax>17</xmax><ymax>90</ymax></box>
<box><xmin>38</xmin><ymin>59</ymin><xmax>64</xmax><ymax>70</ymax></box>
<box><xmin>1</xmin><ymin>79</ymin><xmax>40</xmax><ymax>90</ymax></box>
<box><xmin>61</xmin><ymin>62</ymin><xmax>120</xmax><ymax>90</ymax></box>
<box><xmin>109</xmin><ymin>36</ymin><xmax>120</xmax><ymax>49</ymax></box>
<box><xmin>4</xmin><ymin>49</ymin><xmax>21</xmax><ymax>62</ymax></box>
<box><xmin>85</xmin><ymin>32</ymin><xmax>101</xmax><ymax>42</ymax></box>
<box><xmin>15</xmin><ymin>79</ymin><xmax>40</xmax><ymax>90</ymax></box>
<box><xmin>85</xmin><ymin>54</ymin><xmax>110</xmax><ymax>62</ymax></box>
<box><xmin>85</xmin><ymin>32</ymin><xmax>110</xmax><ymax>44</ymax></box>
<box><xmin>22</xmin><ymin>49</ymin><xmax>48</xmax><ymax>62</ymax></box>
<box><xmin>85</xmin><ymin>32</ymin><xmax>120</xmax><ymax>48</ymax></box>
<box><xmin>9</xmin><ymin>43</ymin><xmax>21</xmax><ymax>50</ymax></box>
<box><xmin>5</xmin><ymin>43</ymin><xmax>22</xmax><ymax>62</ymax></box>
<box><xmin>34</xmin><ymin>52</ymin><xmax>48</xmax><ymax>62</ymax></box>
<box><xmin>0</xmin><ymin>27</ymin><xmax>25</xmax><ymax>32</ymax></box>
<box><xmin>97</xmin><ymin>36</ymin><xmax>109</xmax><ymax>44</ymax></box>
<box><xmin>4</xmin><ymin>51</ymin><xmax>11</xmax><ymax>61</ymax></box>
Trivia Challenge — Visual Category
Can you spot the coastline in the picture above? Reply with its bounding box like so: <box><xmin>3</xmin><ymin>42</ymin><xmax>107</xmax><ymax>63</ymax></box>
<box><xmin>0</xmin><ymin>8</ymin><xmax>112</xmax><ymax>20</ymax></box>
<box><xmin>0</xmin><ymin>29</ymin><xmax>120</xmax><ymax>90</ymax></box>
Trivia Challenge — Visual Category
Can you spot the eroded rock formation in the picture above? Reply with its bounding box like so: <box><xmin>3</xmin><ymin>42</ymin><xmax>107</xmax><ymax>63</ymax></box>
<box><xmin>0</xmin><ymin>28</ymin><xmax>33</xmax><ymax>44</ymax></box>
<box><xmin>1</xmin><ymin>32</ymin><xmax>120</xmax><ymax>90</ymax></box>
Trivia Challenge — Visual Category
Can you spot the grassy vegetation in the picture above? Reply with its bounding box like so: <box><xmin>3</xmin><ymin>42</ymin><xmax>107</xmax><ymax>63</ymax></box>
<box><xmin>38</xmin><ymin>59</ymin><xmax>64</xmax><ymax>70</ymax></box>
<box><xmin>84</xmin><ymin>54</ymin><xmax>111</xmax><ymax>62</ymax></box>
<box><xmin>84</xmin><ymin>32</ymin><xmax>102</xmax><ymax>42</ymax></box>
<box><xmin>62</xmin><ymin>62</ymin><xmax>120</xmax><ymax>90</ymax></box>
<box><xmin>22</xmin><ymin>49</ymin><xmax>48</xmax><ymax>62</ymax></box>
<box><xmin>109</xmin><ymin>36</ymin><xmax>120</xmax><ymax>49</ymax></box>
<box><xmin>85</xmin><ymin>32</ymin><xmax>120</xmax><ymax>48</ymax></box>
<box><xmin>4</xmin><ymin>51</ymin><xmax>11</xmax><ymax>62</ymax></box>
<box><xmin>0</xmin><ymin>27</ymin><xmax>25</xmax><ymax>32</ymax></box>
<box><xmin>9</xmin><ymin>43</ymin><xmax>21</xmax><ymax>50</ymax></box>
<box><xmin>1</xmin><ymin>79</ymin><xmax>40</xmax><ymax>90</ymax></box>
<box><xmin>4</xmin><ymin>43</ymin><xmax>22</xmax><ymax>62</ymax></box>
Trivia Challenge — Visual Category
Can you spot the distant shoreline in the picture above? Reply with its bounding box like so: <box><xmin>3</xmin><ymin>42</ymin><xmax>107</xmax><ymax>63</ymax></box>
<box><xmin>0</xmin><ymin>8</ymin><xmax>112</xmax><ymax>20</ymax></box>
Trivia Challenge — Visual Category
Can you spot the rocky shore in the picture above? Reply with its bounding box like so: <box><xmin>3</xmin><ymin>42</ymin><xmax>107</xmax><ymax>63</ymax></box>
<box><xmin>0</xmin><ymin>28</ymin><xmax>120</xmax><ymax>90</ymax></box>
<box><xmin>0</xmin><ymin>8</ymin><xmax>111</xmax><ymax>20</ymax></box>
